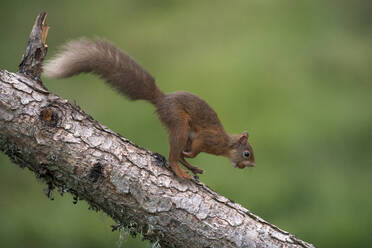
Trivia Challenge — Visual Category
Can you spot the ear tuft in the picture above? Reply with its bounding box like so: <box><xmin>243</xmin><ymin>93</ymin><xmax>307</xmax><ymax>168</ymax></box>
<box><xmin>239</xmin><ymin>132</ymin><xmax>248</xmax><ymax>145</ymax></box>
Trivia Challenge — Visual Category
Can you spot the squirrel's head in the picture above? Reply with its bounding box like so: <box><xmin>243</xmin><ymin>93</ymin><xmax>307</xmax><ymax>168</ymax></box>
<box><xmin>228</xmin><ymin>131</ymin><xmax>255</xmax><ymax>169</ymax></box>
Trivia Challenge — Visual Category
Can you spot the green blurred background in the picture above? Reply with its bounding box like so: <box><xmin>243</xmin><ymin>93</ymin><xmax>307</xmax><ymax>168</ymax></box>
<box><xmin>1</xmin><ymin>0</ymin><xmax>371</xmax><ymax>247</ymax></box>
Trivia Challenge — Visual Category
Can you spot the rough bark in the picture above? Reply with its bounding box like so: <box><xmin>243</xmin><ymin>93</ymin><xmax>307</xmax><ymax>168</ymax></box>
<box><xmin>0</xmin><ymin>13</ymin><xmax>316</xmax><ymax>248</ymax></box>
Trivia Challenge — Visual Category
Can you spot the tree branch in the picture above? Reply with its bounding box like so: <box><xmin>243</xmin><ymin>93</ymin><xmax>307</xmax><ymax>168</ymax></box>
<box><xmin>18</xmin><ymin>12</ymin><xmax>49</xmax><ymax>81</ymax></box>
<box><xmin>0</xmin><ymin>12</ymin><xmax>315</xmax><ymax>248</ymax></box>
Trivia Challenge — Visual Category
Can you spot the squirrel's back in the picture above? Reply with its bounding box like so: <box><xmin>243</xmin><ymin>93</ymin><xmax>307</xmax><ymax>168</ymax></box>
<box><xmin>44</xmin><ymin>38</ymin><xmax>164</xmax><ymax>105</ymax></box>
<box><xmin>157</xmin><ymin>92</ymin><xmax>222</xmax><ymax>127</ymax></box>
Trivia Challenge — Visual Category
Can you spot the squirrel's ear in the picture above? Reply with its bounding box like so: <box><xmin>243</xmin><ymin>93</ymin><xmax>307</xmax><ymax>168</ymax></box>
<box><xmin>239</xmin><ymin>131</ymin><xmax>249</xmax><ymax>145</ymax></box>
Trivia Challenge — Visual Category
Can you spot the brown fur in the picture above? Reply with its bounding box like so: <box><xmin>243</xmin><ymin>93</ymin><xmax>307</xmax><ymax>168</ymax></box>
<box><xmin>44</xmin><ymin>38</ymin><xmax>255</xmax><ymax>179</ymax></box>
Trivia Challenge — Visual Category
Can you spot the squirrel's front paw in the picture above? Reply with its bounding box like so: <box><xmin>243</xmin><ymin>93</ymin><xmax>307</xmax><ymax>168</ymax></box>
<box><xmin>182</xmin><ymin>151</ymin><xmax>195</xmax><ymax>158</ymax></box>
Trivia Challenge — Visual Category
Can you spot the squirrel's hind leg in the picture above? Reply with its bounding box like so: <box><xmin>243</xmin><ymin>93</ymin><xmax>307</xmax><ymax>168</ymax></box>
<box><xmin>168</xmin><ymin>118</ymin><xmax>193</xmax><ymax>180</ymax></box>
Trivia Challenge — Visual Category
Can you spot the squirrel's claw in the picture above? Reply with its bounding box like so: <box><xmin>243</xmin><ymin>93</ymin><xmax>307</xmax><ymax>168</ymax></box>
<box><xmin>177</xmin><ymin>169</ymin><xmax>192</xmax><ymax>180</ymax></box>
<box><xmin>190</xmin><ymin>167</ymin><xmax>203</xmax><ymax>175</ymax></box>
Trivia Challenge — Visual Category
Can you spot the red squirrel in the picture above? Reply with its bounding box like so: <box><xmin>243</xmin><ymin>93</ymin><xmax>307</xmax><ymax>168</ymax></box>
<box><xmin>44</xmin><ymin>38</ymin><xmax>255</xmax><ymax>179</ymax></box>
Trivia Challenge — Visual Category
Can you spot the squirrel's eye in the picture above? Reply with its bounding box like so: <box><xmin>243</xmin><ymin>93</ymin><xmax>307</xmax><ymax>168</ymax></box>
<box><xmin>243</xmin><ymin>151</ymin><xmax>250</xmax><ymax>158</ymax></box>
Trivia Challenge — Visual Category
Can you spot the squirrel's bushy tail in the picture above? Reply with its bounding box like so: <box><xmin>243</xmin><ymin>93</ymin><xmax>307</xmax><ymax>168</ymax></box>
<box><xmin>44</xmin><ymin>38</ymin><xmax>164</xmax><ymax>105</ymax></box>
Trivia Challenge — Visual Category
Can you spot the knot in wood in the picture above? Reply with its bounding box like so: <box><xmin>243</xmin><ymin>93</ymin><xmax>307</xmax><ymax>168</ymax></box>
<box><xmin>39</xmin><ymin>107</ymin><xmax>58</xmax><ymax>127</ymax></box>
